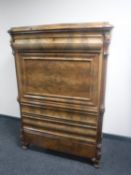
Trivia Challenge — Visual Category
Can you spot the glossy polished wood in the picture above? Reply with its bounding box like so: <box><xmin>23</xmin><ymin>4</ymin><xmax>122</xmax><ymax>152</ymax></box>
<box><xmin>9</xmin><ymin>22</ymin><xmax>113</xmax><ymax>167</ymax></box>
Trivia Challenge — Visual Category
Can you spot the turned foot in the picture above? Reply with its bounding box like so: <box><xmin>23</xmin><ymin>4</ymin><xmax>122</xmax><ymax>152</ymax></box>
<box><xmin>92</xmin><ymin>158</ymin><xmax>100</xmax><ymax>168</ymax></box>
<box><xmin>94</xmin><ymin>162</ymin><xmax>100</xmax><ymax>168</ymax></box>
<box><xmin>21</xmin><ymin>143</ymin><xmax>29</xmax><ymax>150</ymax></box>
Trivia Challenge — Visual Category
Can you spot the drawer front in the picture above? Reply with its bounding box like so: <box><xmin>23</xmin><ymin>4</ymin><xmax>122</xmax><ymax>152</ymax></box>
<box><xmin>21</xmin><ymin>105</ymin><xmax>98</xmax><ymax>126</ymax></box>
<box><xmin>23</xmin><ymin>130</ymin><xmax>97</xmax><ymax>158</ymax></box>
<box><xmin>16</xmin><ymin>52</ymin><xmax>101</xmax><ymax>109</ymax></box>
<box><xmin>21</xmin><ymin>105</ymin><xmax>98</xmax><ymax>144</ymax></box>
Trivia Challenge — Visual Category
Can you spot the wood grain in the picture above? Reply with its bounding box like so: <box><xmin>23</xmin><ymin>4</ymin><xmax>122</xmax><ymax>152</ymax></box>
<box><xmin>9</xmin><ymin>22</ymin><xmax>113</xmax><ymax>167</ymax></box>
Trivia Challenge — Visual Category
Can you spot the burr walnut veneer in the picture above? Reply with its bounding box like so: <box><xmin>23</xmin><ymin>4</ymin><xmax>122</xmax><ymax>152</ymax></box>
<box><xmin>9</xmin><ymin>23</ymin><xmax>113</xmax><ymax>167</ymax></box>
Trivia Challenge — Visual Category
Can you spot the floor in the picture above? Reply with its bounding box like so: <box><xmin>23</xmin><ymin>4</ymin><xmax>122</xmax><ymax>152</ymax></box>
<box><xmin>0</xmin><ymin>115</ymin><xmax>131</xmax><ymax>175</ymax></box>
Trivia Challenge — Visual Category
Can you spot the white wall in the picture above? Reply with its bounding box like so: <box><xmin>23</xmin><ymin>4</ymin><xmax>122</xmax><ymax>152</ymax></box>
<box><xmin>0</xmin><ymin>0</ymin><xmax>131</xmax><ymax>137</ymax></box>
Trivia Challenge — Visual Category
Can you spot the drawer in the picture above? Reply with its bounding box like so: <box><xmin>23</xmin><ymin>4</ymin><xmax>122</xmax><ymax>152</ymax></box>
<box><xmin>21</xmin><ymin>105</ymin><xmax>98</xmax><ymax>126</ymax></box>
<box><xmin>21</xmin><ymin>105</ymin><xmax>98</xmax><ymax>144</ymax></box>
<box><xmin>22</xmin><ymin>114</ymin><xmax>97</xmax><ymax>143</ymax></box>
<box><xmin>23</xmin><ymin>129</ymin><xmax>97</xmax><ymax>158</ymax></box>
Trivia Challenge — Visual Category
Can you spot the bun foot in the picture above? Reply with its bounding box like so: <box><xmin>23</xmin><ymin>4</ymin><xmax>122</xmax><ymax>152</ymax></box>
<box><xmin>94</xmin><ymin>162</ymin><xmax>100</xmax><ymax>168</ymax></box>
<box><xmin>91</xmin><ymin>158</ymin><xmax>100</xmax><ymax>168</ymax></box>
<box><xmin>22</xmin><ymin>144</ymin><xmax>29</xmax><ymax>150</ymax></box>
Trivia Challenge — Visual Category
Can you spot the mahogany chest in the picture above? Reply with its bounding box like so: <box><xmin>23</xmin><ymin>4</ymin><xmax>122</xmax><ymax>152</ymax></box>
<box><xmin>9</xmin><ymin>22</ymin><xmax>113</xmax><ymax>167</ymax></box>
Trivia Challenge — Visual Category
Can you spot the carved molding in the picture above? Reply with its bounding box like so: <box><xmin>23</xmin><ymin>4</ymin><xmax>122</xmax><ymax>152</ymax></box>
<box><xmin>21</xmin><ymin>102</ymin><xmax>99</xmax><ymax>116</ymax></box>
<box><xmin>103</xmin><ymin>32</ymin><xmax>112</xmax><ymax>57</ymax></box>
<box><xmin>12</xmin><ymin>37</ymin><xmax>103</xmax><ymax>51</ymax></box>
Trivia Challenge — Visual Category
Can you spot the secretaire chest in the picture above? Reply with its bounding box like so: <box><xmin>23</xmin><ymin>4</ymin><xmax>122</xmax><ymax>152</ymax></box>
<box><xmin>9</xmin><ymin>22</ymin><xmax>113</xmax><ymax>167</ymax></box>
